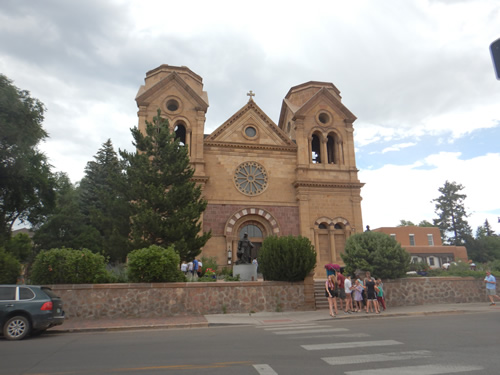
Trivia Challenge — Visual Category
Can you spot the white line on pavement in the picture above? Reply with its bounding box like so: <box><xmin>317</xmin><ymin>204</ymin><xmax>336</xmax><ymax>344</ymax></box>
<box><xmin>302</xmin><ymin>339</ymin><xmax>402</xmax><ymax>350</ymax></box>
<box><xmin>264</xmin><ymin>325</ymin><xmax>328</xmax><ymax>331</ymax></box>
<box><xmin>322</xmin><ymin>350</ymin><xmax>432</xmax><ymax>365</ymax></box>
<box><xmin>253</xmin><ymin>364</ymin><xmax>278</xmax><ymax>375</ymax></box>
<box><xmin>274</xmin><ymin>328</ymin><xmax>350</xmax><ymax>335</ymax></box>
<box><xmin>289</xmin><ymin>333</ymin><xmax>371</xmax><ymax>340</ymax></box>
<box><xmin>345</xmin><ymin>364</ymin><xmax>483</xmax><ymax>375</ymax></box>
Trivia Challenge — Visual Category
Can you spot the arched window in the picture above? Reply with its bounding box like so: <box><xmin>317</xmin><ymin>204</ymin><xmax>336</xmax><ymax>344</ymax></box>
<box><xmin>318</xmin><ymin>223</ymin><xmax>328</xmax><ymax>229</ymax></box>
<box><xmin>311</xmin><ymin>133</ymin><xmax>321</xmax><ymax>163</ymax></box>
<box><xmin>174</xmin><ymin>122</ymin><xmax>186</xmax><ymax>146</ymax></box>
<box><xmin>239</xmin><ymin>224</ymin><xmax>263</xmax><ymax>238</ymax></box>
<box><xmin>327</xmin><ymin>134</ymin><xmax>336</xmax><ymax>164</ymax></box>
<box><xmin>334</xmin><ymin>223</ymin><xmax>344</xmax><ymax>230</ymax></box>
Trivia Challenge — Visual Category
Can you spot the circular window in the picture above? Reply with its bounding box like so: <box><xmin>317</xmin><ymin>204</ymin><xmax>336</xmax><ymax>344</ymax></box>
<box><xmin>234</xmin><ymin>161</ymin><xmax>268</xmax><ymax>196</ymax></box>
<box><xmin>166</xmin><ymin>99</ymin><xmax>179</xmax><ymax>112</ymax></box>
<box><xmin>244</xmin><ymin>126</ymin><xmax>257</xmax><ymax>138</ymax></box>
<box><xmin>318</xmin><ymin>112</ymin><xmax>330</xmax><ymax>124</ymax></box>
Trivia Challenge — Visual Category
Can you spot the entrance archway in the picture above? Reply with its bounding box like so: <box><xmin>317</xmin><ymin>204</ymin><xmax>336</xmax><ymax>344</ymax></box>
<box><xmin>239</xmin><ymin>222</ymin><xmax>264</xmax><ymax>260</ymax></box>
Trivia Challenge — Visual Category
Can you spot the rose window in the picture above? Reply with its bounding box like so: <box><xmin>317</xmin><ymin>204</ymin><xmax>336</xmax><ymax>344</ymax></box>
<box><xmin>234</xmin><ymin>162</ymin><xmax>268</xmax><ymax>196</ymax></box>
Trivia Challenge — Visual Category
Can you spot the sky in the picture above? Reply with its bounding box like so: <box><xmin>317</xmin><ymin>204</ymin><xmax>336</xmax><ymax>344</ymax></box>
<box><xmin>1</xmin><ymin>0</ymin><xmax>499</xmax><ymax>233</ymax></box>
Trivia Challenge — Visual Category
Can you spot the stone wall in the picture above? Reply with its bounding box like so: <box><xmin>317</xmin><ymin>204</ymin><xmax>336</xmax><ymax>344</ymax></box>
<box><xmin>49</xmin><ymin>276</ymin><xmax>485</xmax><ymax>320</ymax></box>
<box><xmin>50</xmin><ymin>277</ymin><xmax>315</xmax><ymax>320</ymax></box>
<box><xmin>384</xmin><ymin>277</ymin><xmax>485</xmax><ymax>306</ymax></box>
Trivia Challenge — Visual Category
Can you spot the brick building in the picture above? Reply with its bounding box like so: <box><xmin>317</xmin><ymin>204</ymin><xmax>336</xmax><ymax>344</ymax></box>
<box><xmin>372</xmin><ymin>226</ymin><xmax>468</xmax><ymax>268</ymax></box>
<box><xmin>135</xmin><ymin>65</ymin><xmax>364</xmax><ymax>276</ymax></box>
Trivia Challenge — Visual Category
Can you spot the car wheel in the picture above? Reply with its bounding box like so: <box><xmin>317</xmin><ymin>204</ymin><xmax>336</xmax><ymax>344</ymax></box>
<box><xmin>3</xmin><ymin>316</ymin><xmax>31</xmax><ymax>340</ymax></box>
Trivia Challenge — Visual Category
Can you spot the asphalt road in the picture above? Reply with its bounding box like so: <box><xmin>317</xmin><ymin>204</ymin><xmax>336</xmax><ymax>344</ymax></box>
<box><xmin>1</xmin><ymin>312</ymin><xmax>498</xmax><ymax>375</ymax></box>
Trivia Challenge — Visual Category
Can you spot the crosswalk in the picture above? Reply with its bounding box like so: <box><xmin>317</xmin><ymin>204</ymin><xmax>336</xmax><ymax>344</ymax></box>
<box><xmin>252</xmin><ymin>322</ymin><xmax>483</xmax><ymax>374</ymax></box>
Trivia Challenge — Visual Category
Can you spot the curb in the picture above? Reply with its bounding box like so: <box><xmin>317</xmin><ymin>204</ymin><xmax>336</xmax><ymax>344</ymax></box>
<box><xmin>49</xmin><ymin>322</ymin><xmax>209</xmax><ymax>334</ymax></box>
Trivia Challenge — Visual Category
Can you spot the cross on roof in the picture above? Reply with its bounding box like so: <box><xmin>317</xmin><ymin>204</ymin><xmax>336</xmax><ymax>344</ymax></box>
<box><xmin>247</xmin><ymin>90</ymin><xmax>255</xmax><ymax>101</ymax></box>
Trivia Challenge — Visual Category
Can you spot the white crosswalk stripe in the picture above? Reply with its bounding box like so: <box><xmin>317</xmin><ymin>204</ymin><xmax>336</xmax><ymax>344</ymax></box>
<box><xmin>322</xmin><ymin>350</ymin><xmax>432</xmax><ymax>365</ymax></box>
<box><xmin>274</xmin><ymin>328</ymin><xmax>350</xmax><ymax>335</ymax></box>
<box><xmin>302</xmin><ymin>339</ymin><xmax>402</xmax><ymax>350</ymax></box>
<box><xmin>253</xmin><ymin>364</ymin><xmax>278</xmax><ymax>375</ymax></box>
<box><xmin>263</xmin><ymin>324</ymin><xmax>329</xmax><ymax>331</ymax></box>
<box><xmin>344</xmin><ymin>364</ymin><xmax>483</xmax><ymax>374</ymax></box>
<box><xmin>289</xmin><ymin>333</ymin><xmax>371</xmax><ymax>339</ymax></box>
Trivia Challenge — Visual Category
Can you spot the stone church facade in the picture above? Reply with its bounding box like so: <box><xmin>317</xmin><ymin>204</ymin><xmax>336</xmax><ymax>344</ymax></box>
<box><xmin>135</xmin><ymin>65</ymin><xmax>364</xmax><ymax>277</ymax></box>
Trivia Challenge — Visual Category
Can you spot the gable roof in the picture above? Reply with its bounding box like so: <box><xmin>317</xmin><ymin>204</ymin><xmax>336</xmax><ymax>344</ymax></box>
<box><xmin>135</xmin><ymin>71</ymin><xmax>209</xmax><ymax>111</ymax></box>
<box><xmin>205</xmin><ymin>100</ymin><xmax>296</xmax><ymax>148</ymax></box>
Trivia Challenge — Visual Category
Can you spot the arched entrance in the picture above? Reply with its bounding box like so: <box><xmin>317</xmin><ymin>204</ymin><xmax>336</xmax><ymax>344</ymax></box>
<box><xmin>224</xmin><ymin>207</ymin><xmax>280</xmax><ymax>263</ymax></box>
<box><xmin>238</xmin><ymin>222</ymin><xmax>264</xmax><ymax>261</ymax></box>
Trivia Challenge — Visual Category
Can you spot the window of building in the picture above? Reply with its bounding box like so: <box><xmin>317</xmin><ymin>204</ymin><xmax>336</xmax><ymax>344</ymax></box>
<box><xmin>390</xmin><ymin>234</ymin><xmax>396</xmax><ymax>240</ymax></box>
<box><xmin>427</xmin><ymin>234</ymin><xmax>434</xmax><ymax>246</ymax></box>
<box><xmin>409</xmin><ymin>234</ymin><xmax>415</xmax><ymax>246</ymax></box>
<box><xmin>166</xmin><ymin>99</ymin><xmax>179</xmax><ymax>112</ymax></box>
<box><xmin>327</xmin><ymin>135</ymin><xmax>336</xmax><ymax>164</ymax></box>
<box><xmin>318</xmin><ymin>223</ymin><xmax>328</xmax><ymax>229</ymax></box>
<box><xmin>174</xmin><ymin>122</ymin><xmax>186</xmax><ymax>146</ymax></box>
<box><xmin>334</xmin><ymin>223</ymin><xmax>343</xmax><ymax>230</ymax></box>
<box><xmin>429</xmin><ymin>257</ymin><xmax>435</xmax><ymax>266</ymax></box>
<box><xmin>311</xmin><ymin>134</ymin><xmax>321</xmax><ymax>163</ymax></box>
<box><xmin>234</xmin><ymin>161</ymin><xmax>268</xmax><ymax>196</ymax></box>
<box><xmin>239</xmin><ymin>224</ymin><xmax>263</xmax><ymax>238</ymax></box>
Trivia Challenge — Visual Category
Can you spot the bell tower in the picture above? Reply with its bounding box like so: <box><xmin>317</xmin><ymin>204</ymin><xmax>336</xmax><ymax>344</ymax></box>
<box><xmin>135</xmin><ymin>65</ymin><xmax>209</xmax><ymax>177</ymax></box>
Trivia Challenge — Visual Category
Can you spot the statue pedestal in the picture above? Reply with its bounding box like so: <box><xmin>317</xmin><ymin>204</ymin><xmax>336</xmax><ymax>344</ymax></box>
<box><xmin>233</xmin><ymin>264</ymin><xmax>258</xmax><ymax>281</ymax></box>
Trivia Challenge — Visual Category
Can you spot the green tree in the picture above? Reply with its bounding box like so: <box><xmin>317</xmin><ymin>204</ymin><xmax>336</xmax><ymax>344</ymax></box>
<box><xmin>418</xmin><ymin>220</ymin><xmax>434</xmax><ymax>227</ymax></box>
<box><xmin>31</xmin><ymin>247</ymin><xmax>109</xmax><ymax>284</ymax></box>
<box><xmin>432</xmin><ymin>181</ymin><xmax>472</xmax><ymax>246</ymax></box>
<box><xmin>120</xmin><ymin>110</ymin><xmax>210</xmax><ymax>261</ymax></box>
<box><xmin>127</xmin><ymin>245</ymin><xmax>185</xmax><ymax>282</ymax></box>
<box><xmin>0</xmin><ymin>74</ymin><xmax>56</xmax><ymax>245</ymax></box>
<box><xmin>5</xmin><ymin>232</ymin><xmax>32</xmax><ymax>262</ymax></box>
<box><xmin>476</xmin><ymin>219</ymin><xmax>495</xmax><ymax>238</ymax></box>
<box><xmin>258</xmin><ymin>235</ymin><xmax>316</xmax><ymax>282</ymax></box>
<box><xmin>33</xmin><ymin>173</ymin><xmax>101</xmax><ymax>252</ymax></box>
<box><xmin>79</xmin><ymin>139</ymin><xmax>130</xmax><ymax>262</ymax></box>
<box><xmin>0</xmin><ymin>247</ymin><xmax>21</xmax><ymax>283</ymax></box>
<box><xmin>398</xmin><ymin>220</ymin><xmax>415</xmax><ymax>226</ymax></box>
<box><xmin>341</xmin><ymin>231</ymin><xmax>410</xmax><ymax>279</ymax></box>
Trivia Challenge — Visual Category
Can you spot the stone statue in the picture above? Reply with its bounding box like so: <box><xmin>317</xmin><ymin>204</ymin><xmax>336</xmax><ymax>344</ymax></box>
<box><xmin>236</xmin><ymin>233</ymin><xmax>254</xmax><ymax>264</ymax></box>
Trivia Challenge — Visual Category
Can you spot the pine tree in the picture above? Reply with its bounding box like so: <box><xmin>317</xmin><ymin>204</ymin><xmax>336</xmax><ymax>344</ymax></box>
<box><xmin>79</xmin><ymin>139</ymin><xmax>130</xmax><ymax>262</ymax></box>
<box><xmin>120</xmin><ymin>110</ymin><xmax>211</xmax><ymax>261</ymax></box>
<box><xmin>432</xmin><ymin>181</ymin><xmax>472</xmax><ymax>246</ymax></box>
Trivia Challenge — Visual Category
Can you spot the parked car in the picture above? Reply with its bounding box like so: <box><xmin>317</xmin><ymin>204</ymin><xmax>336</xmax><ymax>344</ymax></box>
<box><xmin>0</xmin><ymin>285</ymin><xmax>65</xmax><ymax>340</ymax></box>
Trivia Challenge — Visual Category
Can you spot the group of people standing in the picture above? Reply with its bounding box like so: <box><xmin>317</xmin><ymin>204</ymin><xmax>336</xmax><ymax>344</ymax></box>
<box><xmin>325</xmin><ymin>270</ymin><xmax>386</xmax><ymax>318</ymax></box>
<box><xmin>180</xmin><ymin>259</ymin><xmax>203</xmax><ymax>279</ymax></box>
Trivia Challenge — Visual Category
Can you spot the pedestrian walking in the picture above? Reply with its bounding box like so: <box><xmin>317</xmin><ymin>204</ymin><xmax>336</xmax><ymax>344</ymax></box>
<box><xmin>180</xmin><ymin>261</ymin><xmax>188</xmax><ymax>275</ymax></box>
<box><xmin>484</xmin><ymin>270</ymin><xmax>500</xmax><ymax>305</ymax></box>
<box><xmin>325</xmin><ymin>274</ymin><xmax>338</xmax><ymax>317</ymax></box>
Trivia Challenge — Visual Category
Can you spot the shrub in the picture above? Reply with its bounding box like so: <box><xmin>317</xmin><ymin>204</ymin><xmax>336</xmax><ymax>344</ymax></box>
<box><xmin>200</xmin><ymin>256</ymin><xmax>218</xmax><ymax>276</ymax></box>
<box><xmin>31</xmin><ymin>248</ymin><xmax>109</xmax><ymax>284</ymax></box>
<box><xmin>0</xmin><ymin>248</ymin><xmax>21</xmax><ymax>284</ymax></box>
<box><xmin>342</xmin><ymin>231</ymin><xmax>410</xmax><ymax>279</ymax></box>
<box><xmin>258</xmin><ymin>235</ymin><xmax>316</xmax><ymax>282</ymax></box>
<box><xmin>127</xmin><ymin>245</ymin><xmax>185</xmax><ymax>283</ymax></box>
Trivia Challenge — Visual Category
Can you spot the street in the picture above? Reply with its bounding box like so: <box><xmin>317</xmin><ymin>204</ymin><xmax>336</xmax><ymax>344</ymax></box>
<box><xmin>1</xmin><ymin>312</ymin><xmax>498</xmax><ymax>374</ymax></box>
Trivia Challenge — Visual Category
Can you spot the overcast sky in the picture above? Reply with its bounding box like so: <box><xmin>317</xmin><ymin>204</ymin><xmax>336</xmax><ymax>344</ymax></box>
<box><xmin>1</xmin><ymin>0</ymin><xmax>499</xmax><ymax>233</ymax></box>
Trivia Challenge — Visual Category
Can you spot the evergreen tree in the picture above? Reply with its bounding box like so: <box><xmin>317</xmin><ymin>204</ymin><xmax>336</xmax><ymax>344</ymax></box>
<box><xmin>432</xmin><ymin>181</ymin><xmax>472</xmax><ymax>246</ymax></box>
<box><xmin>120</xmin><ymin>110</ymin><xmax>210</xmax><ymax>261</ymax></box>
<box><xmin>398</xmin><ymin>220</ymin><xmax>415</xmax><ymax>227</ymax></box>
<box><xmin>33</xmin><ymin>173</ymin><xmax>101</xmax><ymax>252</ymax></box>
<box><xmin>79</xmin><ymin>139</ymin><xmax>130</xmax><ymax>262</ymax></box>
<box><xmin>0</xmin><ymin>74</ymin><xmax>56</xmax><ymax>244</ymax></box>
<box><xmin>418</xmin><ymin>220</ymin><xmax>434</xmax><ymax>227</ymax></box>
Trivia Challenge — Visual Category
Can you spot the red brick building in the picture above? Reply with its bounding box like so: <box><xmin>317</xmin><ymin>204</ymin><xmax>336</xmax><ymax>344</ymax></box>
<box><xmin>373</xmin><ymin>226</ymin><xmax>468</xmax><ymax>269</ymax></box>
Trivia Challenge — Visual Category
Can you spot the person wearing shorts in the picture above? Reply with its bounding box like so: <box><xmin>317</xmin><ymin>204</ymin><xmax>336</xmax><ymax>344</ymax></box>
<box><xmin>364</xmin><ymin>271</ymin><xmax>380</xmax><ymax>314</ymax></box>
<box><xmin>484</xmin><ymin>270</ymin><xmax>500</xmax><ymax>306</ymax></box>
<box><xmin>337</xmin><ymin>270</ymin><xmax>346</xmax><ymax>312</ymax></box>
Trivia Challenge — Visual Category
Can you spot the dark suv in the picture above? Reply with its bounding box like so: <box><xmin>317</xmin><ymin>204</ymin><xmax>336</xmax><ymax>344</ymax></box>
<box><xmin>0</xmin><ymin>285</ymin><xmax>65</xmax><ymax>340</ymax></box>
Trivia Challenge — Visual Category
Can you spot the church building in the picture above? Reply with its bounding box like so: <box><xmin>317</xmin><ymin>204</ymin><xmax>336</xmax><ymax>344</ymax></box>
<box><xmin>135</xmin><ymin>65</ymin><xmax>364</xmax><ymax>277</ymax></box>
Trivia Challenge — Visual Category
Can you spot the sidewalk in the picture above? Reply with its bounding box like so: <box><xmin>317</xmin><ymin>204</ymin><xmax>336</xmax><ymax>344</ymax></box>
<box><xmin>51</xmin><ymin>302</ymin><xmax>499</xmax><ymax>334</ymax></box>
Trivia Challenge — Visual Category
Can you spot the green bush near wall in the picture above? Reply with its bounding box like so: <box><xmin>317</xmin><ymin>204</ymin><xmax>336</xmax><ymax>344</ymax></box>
<box><xmin>259</xmin><ymin>235</ymin><xmax>316</xmax><ymax>282</ymax></box>
<box><xmin>0</xmin><ymin>248</ymin><xmax>21</xmax><ymax>284</ymax></box>
<box><xmin>31</xmin><ymin>248</ymin><xmax>109</xmax><ymax>284</ymax></box>
<box><xmin>127</xmin><ymin>245</ymin><xmax>185</xmax><ymax>283</ymax></box>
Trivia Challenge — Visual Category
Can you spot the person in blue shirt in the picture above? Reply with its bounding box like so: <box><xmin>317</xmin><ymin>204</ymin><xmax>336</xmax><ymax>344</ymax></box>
<box><xmin>484</xmin><ymin>270</ymin><xmax>500</xmax><ymax>306</ymax></box>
